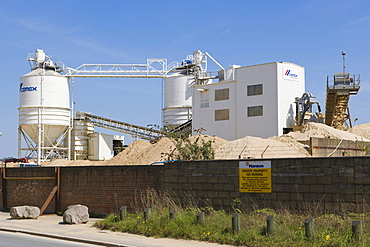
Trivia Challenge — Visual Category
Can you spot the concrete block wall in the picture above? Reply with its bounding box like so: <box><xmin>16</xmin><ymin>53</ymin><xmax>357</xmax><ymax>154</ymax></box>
<box><xmin>310</xmin><ymin>137</ymin><xmax>369</xmax><ymax>157</ymax></box>
<box><xmin>163</xmin><ymin>157</ymin><xmax>370</xmax><ymax>213</ymax></box>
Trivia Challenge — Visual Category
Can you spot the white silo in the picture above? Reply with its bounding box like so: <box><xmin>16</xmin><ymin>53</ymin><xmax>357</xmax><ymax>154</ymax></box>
<box><xmin>19</xmin><ymin>49</ymin><xmax>71</xmax><ymax>162</ymax></box>
<box><xmin>163</xmin><ymin>71</ymin><xmax>194</xmax><ymax>128</ymax></box>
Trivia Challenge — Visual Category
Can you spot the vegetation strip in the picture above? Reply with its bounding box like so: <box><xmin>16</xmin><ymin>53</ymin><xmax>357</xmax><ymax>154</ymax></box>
<box><xmin>94</xmin><ymin>207</ymin><xmax>370</xmax><ymax>246</ymax></box>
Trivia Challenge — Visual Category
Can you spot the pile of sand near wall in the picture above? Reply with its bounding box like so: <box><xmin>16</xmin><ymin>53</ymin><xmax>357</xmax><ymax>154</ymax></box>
<box><xmin>348</xmin><ymin>122</ymin><xmax>370</xmax><ymax>140</ymax></box>
<box><xmin>215</xmin><ymin>135</ymin><xmax>310</xmax><ymax>159</ymax></box>
<box><xmin>41</xmin><ymin>159</ymin><xmax>104</xmax><ymax>166</ymax></box>
<box><xmin>105</xmin><ymin>138</ymin><xmax>175</xmax><ymax>165</ymax></box>
<box><xmin>286</xmin><ymin>122</ymin><xmax>370</xmax><ymax>142</ymax></box>
<box><xmin>105</xmin><ymin>135</ymin><xmax>229</xmax><ymax>165</ymax></box>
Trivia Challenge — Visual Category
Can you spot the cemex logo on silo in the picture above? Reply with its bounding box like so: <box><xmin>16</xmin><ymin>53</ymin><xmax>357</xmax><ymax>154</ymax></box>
<box><xmin>19</xmin><ymin>83</ymin><xmax>37</xmax><ymax>92</ymax></box>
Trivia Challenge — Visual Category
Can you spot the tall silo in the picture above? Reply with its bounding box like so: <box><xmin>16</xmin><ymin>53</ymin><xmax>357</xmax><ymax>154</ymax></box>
<box><xmin>18</xmin><ymin>49</ymin><xmax>71</xmax><ymax>163</ymax></box>
<box><xmin>163</xmin><ymin>71</ymin><xmax>194</xmax><ymax>128</ymax></box>
<box><xmin>162</xmin><ymin>50</ymin><xmax>212</xmax><ymax>129</ymax></box>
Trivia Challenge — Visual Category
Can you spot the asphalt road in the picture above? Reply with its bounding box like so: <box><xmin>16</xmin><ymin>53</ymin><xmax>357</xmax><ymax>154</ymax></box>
<box><xmin>0</xmin><ymin>231</ymin><xmax>100</xmax><ymax>247</ymax></box>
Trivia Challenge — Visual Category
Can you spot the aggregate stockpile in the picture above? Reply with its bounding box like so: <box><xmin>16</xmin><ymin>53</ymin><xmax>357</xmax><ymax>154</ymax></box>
<box><xmin>43</xmin><ymin>122</ymin><xmax>370</xmax><ymax>166</ymax></box>
<box><xmin>348</xmin><ymin>122</ymin><xmax>370</xmax><ymax>140</ymax></box>
<box><xmin>285</xmin><ymin>122</ymin><xmax>370</xmax><ymax>157</ymax></box>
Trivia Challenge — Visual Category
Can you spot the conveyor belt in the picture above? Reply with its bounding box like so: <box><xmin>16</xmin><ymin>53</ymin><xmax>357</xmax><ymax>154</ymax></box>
<box><xmin>324</xmin><ymin>73</ymin><xmax>360</xmax><ymax>130</ymax></box>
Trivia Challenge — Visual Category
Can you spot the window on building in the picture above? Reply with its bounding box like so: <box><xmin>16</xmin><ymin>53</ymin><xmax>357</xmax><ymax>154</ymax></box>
<box><xmin>215</xmin><ymin>109</ymin><xmax>230</xmax><ymax>121</ymax></box>
<box><xmin>247</xmin><ymin>105</ymin><xmax>263</xmax><ymax>117</ymax></box>
<box><xmin>215</xmin><ymin>88</ymin><xmax>229</xmax><ymax>101</ymax></box>
<box><xmin>247</xmin><ymin>84</ymin><xmax>263</xmax><ymax>96</ymax></box>
<box><xmin>200</xmin><ymin>90</ymin><xmax>209</xmax><ymax>107</ymax></box>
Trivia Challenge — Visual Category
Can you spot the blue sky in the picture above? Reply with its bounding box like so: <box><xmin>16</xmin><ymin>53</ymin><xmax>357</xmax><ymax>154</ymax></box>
<box><xmin>1</xmin><ymin>0</ymin><xmax>370</xmax><ymax>158</ymax></box>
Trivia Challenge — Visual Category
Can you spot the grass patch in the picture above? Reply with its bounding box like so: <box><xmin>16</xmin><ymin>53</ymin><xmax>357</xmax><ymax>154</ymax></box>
<box><xmin>94</xmin><ymin>207</ymin><xmax>370</xmax><ymax>246</ymax></box>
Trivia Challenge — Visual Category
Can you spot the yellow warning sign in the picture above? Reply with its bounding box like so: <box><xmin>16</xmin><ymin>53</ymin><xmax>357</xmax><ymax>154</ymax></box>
<box><xmin>239</xmin><ymin>161</ymin><xmax>272</xmax><ymax>193</ymax></box>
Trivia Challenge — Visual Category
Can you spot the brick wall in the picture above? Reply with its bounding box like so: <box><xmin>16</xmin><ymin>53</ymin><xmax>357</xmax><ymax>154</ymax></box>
<box><xmin>1</xmin><ymin>165</ymin><xmax>164</xmax><ymax>215</ymax></box>
<box><xmin>1</xmin><ymin>167</ymin><xmax>57</xmax><ymax>213</ymax></box>
<box><xmin>60</xmin><ymin>166</ymin><xmax>163</xmax><ymax>215</ymax></box>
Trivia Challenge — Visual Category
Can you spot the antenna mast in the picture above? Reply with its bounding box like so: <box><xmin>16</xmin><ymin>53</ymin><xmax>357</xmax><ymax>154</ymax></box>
<box><xmin>342</xmin><ymin>51</ymin><xmax>346</xmax><ymax>73</ymax></box>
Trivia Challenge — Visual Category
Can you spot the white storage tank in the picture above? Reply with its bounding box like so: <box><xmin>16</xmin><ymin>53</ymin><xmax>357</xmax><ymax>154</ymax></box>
<box><xmin>19</xmin><ymin>67</ymin><xmax>71</xmax><ymax>159</ymax></box>
<box><xmin>163</xmin><ymin>71</ymin><xmax>194</xmax><ymax>128</ymax></box>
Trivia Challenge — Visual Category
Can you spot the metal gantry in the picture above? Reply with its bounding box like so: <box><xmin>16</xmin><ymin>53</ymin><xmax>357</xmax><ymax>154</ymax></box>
<box><xmin>58</xmin><ymin>58</ymin><xmax>169</xmax><ymax>78</ymax></box>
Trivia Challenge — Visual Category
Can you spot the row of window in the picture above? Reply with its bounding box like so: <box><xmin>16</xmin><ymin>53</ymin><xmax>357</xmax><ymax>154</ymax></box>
<box><xmin>215</xmin><ymin>105</ymin><xmax>263</xmax><ymax>121</ymax></box>
<box><xmin>201</xmin><ymin>84</ymin><xmax>264</xmax><ymax>121</ymax></box>
<box><xmin>214</xmin><ymin>84</ymin><xmax>263</xmax><ymax>102</ymax></box>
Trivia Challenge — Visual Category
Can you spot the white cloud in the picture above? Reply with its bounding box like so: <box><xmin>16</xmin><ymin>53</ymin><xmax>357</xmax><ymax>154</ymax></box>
<box><xmin>221</xmin><ymin>30</ymin><xmax>231</xmax><ymax>36</ymax></box>
<box><xmin>344</xmin><ymin>16</ymin><xmax>370</xmax><ymax>26</ymax></box>
<box><xmin>7</xmin><ymin>15</ymin><xmax>129</xmax><ymax>59</ymax></box>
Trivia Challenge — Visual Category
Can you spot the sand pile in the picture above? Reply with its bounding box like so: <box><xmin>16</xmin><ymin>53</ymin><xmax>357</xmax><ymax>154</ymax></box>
<box><xmin>286</xmin><ymin>122</ymin><xmax>370</xmax><ymax>142</ymax></box>
<box><xmin>348</xmin><ymin>122</ymin><xmax>370</xmax><ymax>140</ymax></box>
<box><xmin>40</xmin><ymin>122</ymin><xmax>370</xmax><ymax>166</ymax></box>
<box><xmin>215</xmin><ymin>136</ymin><xmax>310</xmax><ymax>159</ymax></box>
<box><xmin>42</xmin><ymin>159</ymin><xmax>103</xmax><ymax>166</ymax></box>
<box><xmin>188</xmin><ymin>135</ymin><xmax>229</xmax><ymax>150</ymax></box>
<box><xmin>105</xmin><ymin>135</ymin><xmax>228</xmax><ymax>165</ymax></box>
<box><xmin>105</xmin><ymin>138</ymin><xmax>175</xmax><ymax>165</ymax></box>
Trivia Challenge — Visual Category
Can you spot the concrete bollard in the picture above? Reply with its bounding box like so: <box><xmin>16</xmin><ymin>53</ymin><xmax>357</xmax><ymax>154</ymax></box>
<box><xmin>144</xmin><ymin>208</ymin><xmax>151</xmax><ymax>221</ymax></box>
<box><xmin>196</xmin><ymin>212</ymin><xmax>205</xmax><ymax>224</ymax></box>
<box><xmin>304</xmin><ymin>218</ymin><xmax>314</xmax><ymax>239</ymax></box>
<box><xmin>352</xmin><ymin>220</ymin><xmax>363</xmax><ymax>240</ymax></box>
<box><xmin>266</xmin><ymin>215</ymin><xmax>276</xmax><ymax>235</ymax></box>
<box><xmin>120</xmin><ymin>206</ymin><xmax>127</xmax><ymax>220</ymax></box>
<box><xmin>169</xmin><ymin>209</ymin><xmax>176</xmax><ymax>220</ymax></box>
<box><xmin>232</xmin><ymin>213</ymin><xmax>241</xmax><ymax>232</ymax></box>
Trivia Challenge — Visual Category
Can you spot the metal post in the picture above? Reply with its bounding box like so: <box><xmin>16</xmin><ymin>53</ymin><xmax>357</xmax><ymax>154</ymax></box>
<box><xmin>1</xmin><ymin>168</ymin><xmax>7</xmax><ymax>210</ymax></box>
<box><xmin>18</xmin><ymin>127</ymin><xmax>22</xmax><ymax>158</ymax></box>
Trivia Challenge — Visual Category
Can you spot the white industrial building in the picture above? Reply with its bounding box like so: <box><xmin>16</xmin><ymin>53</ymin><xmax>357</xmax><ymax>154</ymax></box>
<box><xmin>192</xmin><ymin>62</ymin><xmax>305</xmax><ymax>140</ymax></box>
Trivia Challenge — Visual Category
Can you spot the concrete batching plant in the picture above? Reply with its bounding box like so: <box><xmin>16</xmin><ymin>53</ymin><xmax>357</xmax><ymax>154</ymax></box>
<box><xmin>18</xmin><ymin>49</ymin><xmax>358</xmax><ymax>163</ymax></box>
<box><xmin>18</xmin><ymin>49</ymin><xmax>220</xmax><ymax>162</ymax></box>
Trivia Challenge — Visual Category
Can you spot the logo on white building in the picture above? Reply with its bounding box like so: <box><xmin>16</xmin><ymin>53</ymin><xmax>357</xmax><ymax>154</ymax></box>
<box><xmin>283</xmin><ymin>68</ymin><xmax>299</xmax><ymax>81</ymax></box>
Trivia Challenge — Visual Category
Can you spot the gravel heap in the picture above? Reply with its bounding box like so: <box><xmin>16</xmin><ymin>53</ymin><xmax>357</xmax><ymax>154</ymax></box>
<box><xmin>286</xmin><ymin>122</ymin><xmax>370</xmax><ymax>142</ymax></box>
